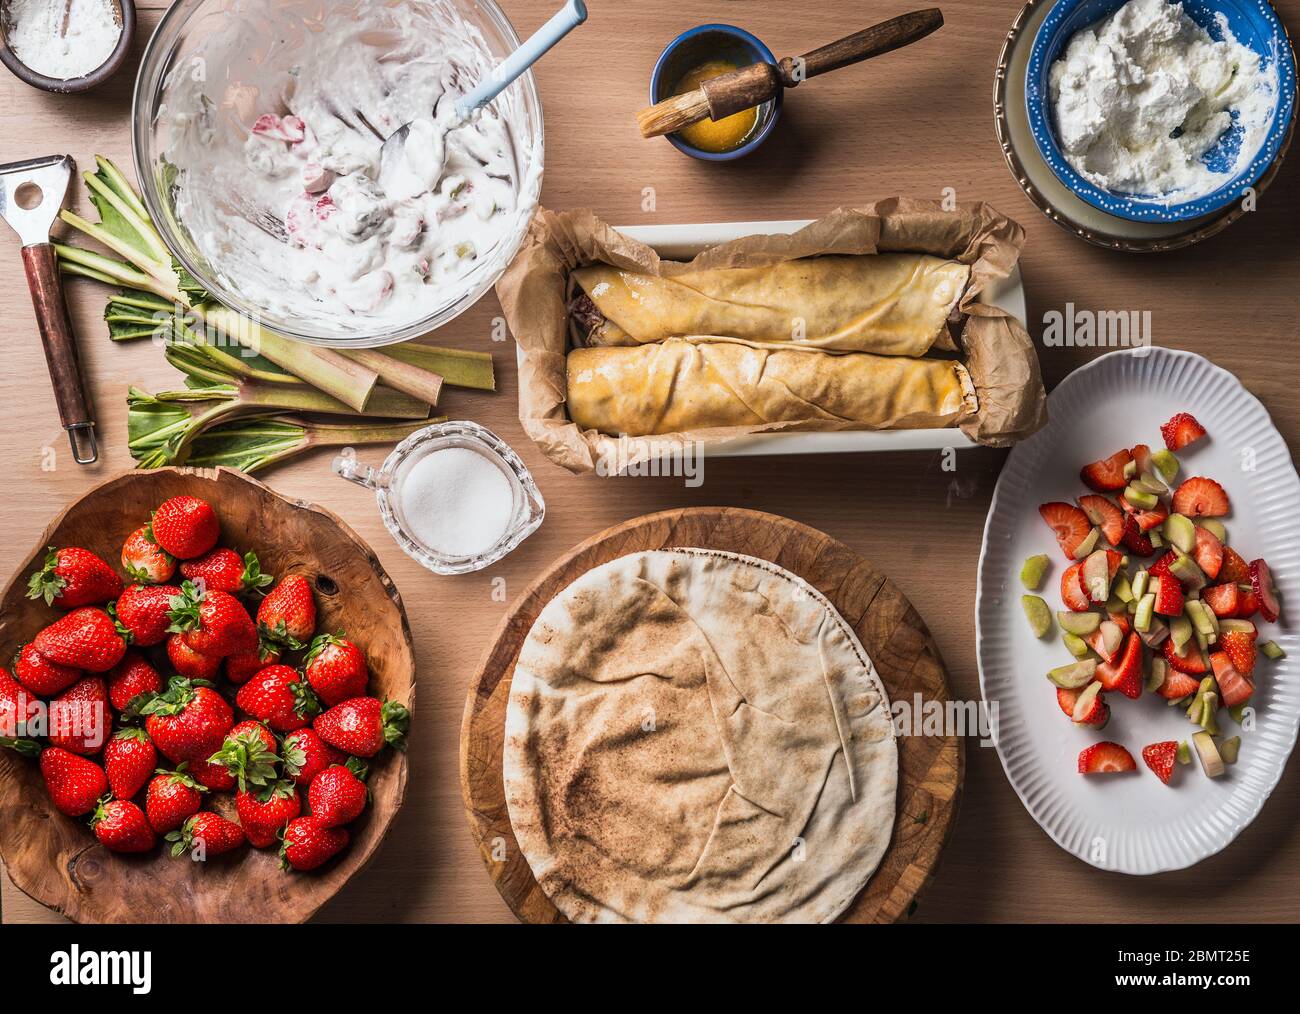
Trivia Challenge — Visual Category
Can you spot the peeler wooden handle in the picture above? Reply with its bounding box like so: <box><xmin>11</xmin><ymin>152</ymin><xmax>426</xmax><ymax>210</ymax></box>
<box><xmin>21</xmin><ymin>242</ymin><xmax>97</xmax><ymax>464</ymax></box>
<box><xmin>778</xmin><ymin>9</ymin><xmax>944</xmax><ymax>86</ymax></box>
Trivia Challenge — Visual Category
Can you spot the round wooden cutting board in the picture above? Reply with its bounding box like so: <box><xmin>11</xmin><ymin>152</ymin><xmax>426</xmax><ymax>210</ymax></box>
<box><xmin>460</xmin><ymin>507</ymin><xmax>963</xmax><ymax>923</ymax></box>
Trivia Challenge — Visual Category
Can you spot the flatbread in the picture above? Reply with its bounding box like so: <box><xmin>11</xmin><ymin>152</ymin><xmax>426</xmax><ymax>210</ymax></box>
<box><xmin>503</xmin><ymin>549</ymin><xmax>898</xmax><ymax>923</ymax></box>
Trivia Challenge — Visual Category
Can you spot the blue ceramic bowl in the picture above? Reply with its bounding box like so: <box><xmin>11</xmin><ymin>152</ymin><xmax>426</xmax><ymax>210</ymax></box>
<box><xmin>1026</xmin><ymin>0</ymin><xmax>1296</xmax><ymax>221</ymax></box>
<box><xmin>649</xmin><ymin>24</ymin><xmax>782</xmax><ymax>161</ymax></box>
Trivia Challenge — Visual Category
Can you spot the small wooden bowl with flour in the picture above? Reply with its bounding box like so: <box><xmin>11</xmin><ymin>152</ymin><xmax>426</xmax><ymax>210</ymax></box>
<box><xmin>0</xmin><ymin>0</ymin><xmax>135</xmax><ymax>94</ymax></box>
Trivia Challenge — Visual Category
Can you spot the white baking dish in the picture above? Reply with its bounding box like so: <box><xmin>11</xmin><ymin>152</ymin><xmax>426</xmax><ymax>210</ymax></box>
<box><xmin>521</xmin><ymin>218</ymin><xmax>1027</xmax><ymax>457</ymax></box>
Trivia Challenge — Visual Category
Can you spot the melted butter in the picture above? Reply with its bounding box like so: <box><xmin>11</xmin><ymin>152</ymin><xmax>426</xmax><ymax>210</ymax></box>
<box><xmin>672</xmin><ymin>60</ymin><xmax>758</xmax><ymax>153</ymax></box>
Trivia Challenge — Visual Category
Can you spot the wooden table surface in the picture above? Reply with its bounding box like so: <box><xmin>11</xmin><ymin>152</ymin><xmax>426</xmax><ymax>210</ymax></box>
<box><xmin>3</xmin><ymin>0</ymin><xmax>1299</xmax><ymax>924</ymax></box>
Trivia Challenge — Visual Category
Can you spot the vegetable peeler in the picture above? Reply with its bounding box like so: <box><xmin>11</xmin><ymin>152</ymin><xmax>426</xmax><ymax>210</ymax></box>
<box><xmin>0</xmin><ymin>155</ymin><xmax>97</xmax><ymax>463</ymax></box>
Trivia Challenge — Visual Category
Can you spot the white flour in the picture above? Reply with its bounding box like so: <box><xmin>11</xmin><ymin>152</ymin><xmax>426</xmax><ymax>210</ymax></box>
<box><xmin>1049</xmin><ymin>0</ymin><xmax>1278</xmax><ymax>201</ymax></box>
<box><xmin>4</xmin><ymin>0</ymin><xmax>120</xmax><ymax>80</ymax></box>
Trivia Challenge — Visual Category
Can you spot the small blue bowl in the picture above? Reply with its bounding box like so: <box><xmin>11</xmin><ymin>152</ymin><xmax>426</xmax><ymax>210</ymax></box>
<box><xmin>1026</xmin><ymin>0</ymin><xmax>1297</xmax><ymax>221</ymax></box>
<box><xmin>649</xmin><ymin>24</ymin><xmax>783</xmax><ymax>161</ymax></box>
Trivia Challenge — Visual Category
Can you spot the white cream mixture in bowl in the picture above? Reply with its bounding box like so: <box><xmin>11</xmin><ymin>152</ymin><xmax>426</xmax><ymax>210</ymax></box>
<box><xmin>132</xmin><ymin>0</ymin><xmax>543</xmax><ymax>346</ymax></box>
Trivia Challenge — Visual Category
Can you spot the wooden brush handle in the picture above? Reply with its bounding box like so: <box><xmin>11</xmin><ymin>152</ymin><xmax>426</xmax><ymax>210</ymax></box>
<box><xmin>21</xmin><ymin>243</ymin><xmax>98</xmax><ymax>463</ymax></box>
<box><xmin>778</xmin><ymin>9</ymin><xmax>944</xmax><ymax>86</ymax></box>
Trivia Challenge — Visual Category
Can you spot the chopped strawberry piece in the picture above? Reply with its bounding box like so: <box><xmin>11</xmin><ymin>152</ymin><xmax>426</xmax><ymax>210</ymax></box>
<box><xmin>1149</xmin><ymin>552</ymin><xmax>1178</xmax><ymax>583</ymax></box>
<box><xmin>1220</xmin><ymin>629</ymin><xmax>1257</xmax><ymax>676</ymax></box>
<box><xmin>1120</xmin><ymin>514</ymin><xmax>1155</xmax><ymax>556</ymax></box>
<box><xmin>1078</xmin><ymin>741</ymin><xmax>1137</xmax><ymax>774</ymax></box>
<box><xmin>1038</xmin><ymin>502</ymin><xmax>1093</xmax><ymax>560</ymax></box>
<box><xmin>1131</xmin><ymin>443</ymin><xmax>1154</xmax><ymax>474</ymax></box>
<box><xmin>1163</xmin><ymin>636</ymin><xmax>1208</xmax><ymax>674</ymax></box>
<box><xmin>1078</xmin><ymin>495</ymin><xmax>1125</xmax><ymax>547</ymax></box>
<box><xmin>251</xmin><ymin>113</ymin><xmax>307</xmax><ymax>143</ymax></box>
<box><xmin>1060</xmin><ymin>562</ymin><xmax>1091</xmax><ymax>612</ymax></box>
<box><xmin>1153</xmin><ymin>574</ymin><xmax>1185</xmax><ymax>617</ymax></box>
<box><xmin>1249</xmin><ymin>559</ymin><xmax>1280</xmax><ymax>623</ymax></box>
<box><xmin>1136</xmin><ymin>503</ymin><xmax>1169</xmax><ymax>532</ymax></box>
<box><xmin>1193</xmin><ymin>525</ymin><xmax>1223</xmax><ymax>580</ymax></box>
<box><xmin>1141</xmin><ymin>741</ymin><xmax>1178</xmax><ymax>784</ymax></box>
<box><xmin>1160</xmin><ymin>413</ymin><xmax>1207</xmax><ymax>452</ymax></box>
<box><xmin>1171</xmin><ymin>477</ymin><xmax>1230</xmax><ymax>518</ymax></box>
<box><xmin>1096</xmin><ymin>633</ymin><xmax>1143</xmax><ymax>699</ymax></box>
<box><xmin>1087</xmin><ymin>625</ymin><xmax>1123</xmax><ymax>665</ymax></box>
<box><xmin>1236</xmin><ymin>585</ymin><xmax>1261</xmax><ymax>619</ymax></box>
<box><xmin>1056</xmin><ymin>687</ymin><xmax>1079</xmax><ymax>719</ymax></box>
<box><xmin>1157</xmin><ymin>665</ymin><xmax>1201</xmax><ymax>700</ymax></box>
<box><xmin>1202</xmin><ymin>583</ymin><xmax>1240</xmax><ymax>618</ymax></box>
<box><xmin>1056</xmin><ymin>687</ymin><xmax>1109</xmax><ymax>728</ymax></box>
<box><xmin>1080</xmin><ymin>449</ymin><xmax>1133</xmax><ymax>493</ymax></box>
<box><xmin>1211</xmin><ymin>652</ymin><xmax>1255</xmax><ymax>708</ymax></box>
<box><xmin>1219</xmin><ymin>547</ymin><xmax>1251</xmax><ymax>584</ymax></box>
<box><xmin>1107</xmin><ymin>609</ymin><xmax>1131</xmax><ymax>635</ymax></box>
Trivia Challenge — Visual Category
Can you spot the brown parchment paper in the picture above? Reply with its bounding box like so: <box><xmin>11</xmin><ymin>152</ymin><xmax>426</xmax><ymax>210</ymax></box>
<box><xmin>495</xmin><ymin>200</ymin><xmax>1047</xmax><ymax>474</ymax></box>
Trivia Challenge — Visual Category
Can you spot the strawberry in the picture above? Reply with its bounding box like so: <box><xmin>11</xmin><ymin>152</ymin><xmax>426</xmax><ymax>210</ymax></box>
<box><xmin>1078</xmin><ymin>495</ymin><xmax>1124</xmax><ymax>547</ymax></box>
<box><xmin>1141</xmin><ymin>741</ymin><xmax>1178</xmax><ymax>785</ymax></box>
<box><xmin>304</xmin><ymin>634</ymin><xmax>369</xmax><ymax>707</ymax></box>
<box><xmin>314</xmin><ymin>697</ymin><xmax>409</xmax><ymax>758</ymax></box>
<box><xmin>13</xmin><ymin>642</ymin><xmax>80</xmax><ymax>696</ymax></box>
<box><xmin>103</xmin><ymin>727</ymin><xmax>156</xmax><ymax>800</ymax></box>
<box><xmin>236</xmin><ymin>665</ymin><xmax>321</xmax><ymax>732</ymax></box>
<box><xmin>1211</xmin><ymin>652</ymin><xmax>1255</xmax><ymax>708</ymax></box>
<box><xmin>1120</xmin><ymin>514</ymin><xmax>1154</xmax><ymax>556</ymax></box>
<box><xmin>257</xmin><ymin>575</ymin><xmax>317</xmax><ymax>649</ymax></box>
<box><xmin>1131</xmin><ymin>443</ymin><xmax>1154</xmax><ymax>475</ymax></box>
<box><xmin>145</xmin><ymin>766</ymin><xmax>206</xmax><ymax>833</ymax></box>
<box><xmin>1134</xmin><ymin>502</ymin><xmax>1169</xmax><ymax>532</ymax></box>
<box><xmin>114</xmin><ymin>583</ymin><xmax>181</xmax><ymax>647</ymax></box>
<box><xmin>225</xmin><ymin>646</ymin><xmax>280</xmax><ymax>686</ymax></box>
<box><xmin>1219</xmin><ymin>547</ymin><xmax>1251</xmax><ymax>584</ymax></box>
<box><xmin>1148</xmin><ymin>551</ymin><xmax>1179</xmax><ymax>584</ymax></box>
<box><xmin>1193</xmin><ymin>526</ymin><xmax>1223</xmax><ymax>581</ymax></box>
<box><xmin>280</xmin><ymin>816</ymin><xmax>348</xmax><ymax>871</ymax></box>
<box><xmin>105</xmin><ymin>651</ymin><xmax>163</xmax><ymax>714</ymax></box>
<box><xmin>1235</xmin><ymin>585</ymin><xmax>1261</xmax><ymax>620</ymax></box>
<box><xmin>1060</xmin><ymin>562</ymin><xmax>1091</xmax><ymax>612</ymax></box>
<box><xmin>1086</xmin><ymin>625</ymin><xmax>1122</xmax><ymax>664</ymax></box>
<box><xmin>207</xmin><ymin>719</ymin><xmax>280</xmax><ymax>792</ymax></box>
<box><xmin>33</xmin><ymin>607</ymin><xmax>127</xmax><ymax>673</ymax></box>
<box><xmin>1248</xmin><ymin>559</ymin><xmax>1280</xmax><ymax>623</ymax></box>
<box><xmin>1077</xmin><ymin>741</ymin><xmax>1137</xmax><ymax>774</ymax></box>
<box><xmin>140</xmin><ymin>677</ymin><xmax>234</xmax><ymax>764</ymax></box>
<box><xmin>91</xmin><ymin>798</ymin><xmax>156</xmax><ymax>853</ymax></box>
<box><xmin>308</xmin><ymin>760</ymin><xmax>368</xmax><ymax>828</ymax></box>
<box><xmin>1160</xmin><ymin>413</ymin><xmax>1206</xmax><ymax>452</ymax></box>
<box><xmin>168</xmin><ymin>582</ymin><xmax>257</xmax><ymax>658</ymax></box>
<box><xmin>1172</xmin><ymin>477</ymin><xmax>1230</xmax><ymax>518</ymax></box>
<box><xmin>180</xmin><ymin>548</ymin><xmax>271</xmax><ymax>596</ymax></box>
<box><xmin>1056</xmin><ymin>685</ymin><xmax>1109</xmax><ymax>728</ymax></box>
<box><xmin>27</xmin><ymin>546</ymin><xmax>122</xmax><ymax>609</ymax></box>
<box><xmin>1163</xmin><ymin>636</ymin><xmax>1208</xmax><ymax>674</ymax></box>
<box><xmin>1107</xmin><ymin>608</ymin><xmax>1131</xmax><ymax>635</ymax></box>
<box><xmin>48</xmin><ymin>676</ymin><xmax>110</xmax><ymax>756</ymax></box>
<box><xmin>1202</xmin><ymin>583</ymin><xmax>1240</xmax><ymax>618</ymax></box>
<box><xmin>1038</xmin><ymin>502</ymin><xmax>1093</xmax><ymax>560</ymax></box>
<box><xmin>1152</xmin><ymin>574</ymin><xmax>1184</xmax><ymax>617</ymax></box>
<box><xmin>236</xmin><ymin>780</ymin><xmax>301</xmax><ymax>848</ymax></box>
<box><xmin>1156</xmin><ymin>665</ymin><xmax>1201</xmax><ymax>701</ymax></box>
<box><xmin>0</xmin><ymin>668</ymin><xmax>39</xmax><ymax>744</ymax></box>
<box><xmin>39</xmin><ymin>747</ymin><xmax>108</xmax><ymax>816</ymax></box>
<box><xmin>187</xmin><ymin>758</ymin><xmax>237</xmax><ymax>792</ymax></box>
<box><xmin>1079</xmin><ymin>449</ymin><xmax>1132</xmax><ymax>493</ymax></box>
<box><xmin>281</xmin><ymin>728</ymin><xmax>343</xmax><ymax>787</ymax></box>
<box><xmin>1096</xmin><ymin>633</ymin><xmax>1143</xmax><ymax>699</ymax></box>
<box><xmin>166</xmin><ymin>633</ymin><xmax>223</xmax><ymax>680</ymax></box>
<box><xmin>1220</xmin><ymin>629</ymin><xmax>1257</xmax><ymax>676</ymax></box>
<box><xmin>120</xmin><ymin>526</ymin><xmax>175</xmax><ymax>584</ymax></box>
<box><xmin>150</xmin><ymin>495</ymin><xmax>220</xmax><ymax>560</ymax></box>
<box><xmin>166</xmin><ymin>812</ymin><xmax>246</xmax><ymax>858</ymax></box>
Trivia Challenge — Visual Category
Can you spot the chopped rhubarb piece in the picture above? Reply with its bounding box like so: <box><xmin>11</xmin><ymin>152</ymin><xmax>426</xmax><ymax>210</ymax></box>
<box><xmin>1160</xmin><ymin>413</ymin><xmax>1207</xmax><ymax>452</ymax></box>
<box><xmin>1038</xmin><ymin>502</ymin><xmax>1093</xmax><ymax>560</ymax></box>
<box><xmin>1171</xmin><ymin>477</ymin><xmax>1230</xmax><ymax>518</ymax></box>
<box><xmin>1080</xmin><ymin>450</ymin><xmax>1133</xmax><ymax>493</ymax></box>
<box><xmin>1078</xmin><ymin>741</ymin><xmax>1137</xmax><ymax>774</ymax></box>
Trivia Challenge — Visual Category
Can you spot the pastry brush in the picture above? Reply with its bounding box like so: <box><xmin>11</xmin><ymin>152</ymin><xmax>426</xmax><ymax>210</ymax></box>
<box><xmin>637</xmin><ymin>9</ymin><xmax>944</xmax><ymax>139</ymax></box>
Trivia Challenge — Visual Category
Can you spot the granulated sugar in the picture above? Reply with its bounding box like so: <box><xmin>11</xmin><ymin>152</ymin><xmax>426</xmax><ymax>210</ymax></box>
<box><xmin>397</xmin><ymin>446</ymin><xmax>514</xmax><ymax>558</ymax></box>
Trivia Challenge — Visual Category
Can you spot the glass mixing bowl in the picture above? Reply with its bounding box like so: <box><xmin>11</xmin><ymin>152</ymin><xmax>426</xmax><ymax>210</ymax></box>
<box><xmin>131</xmin><ymin>0</ymin><xmax>544</xmax><ymax>348</ymax></box>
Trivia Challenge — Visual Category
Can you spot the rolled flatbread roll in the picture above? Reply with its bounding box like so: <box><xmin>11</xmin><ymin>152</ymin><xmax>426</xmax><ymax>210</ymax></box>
<box><xmin>569</xmin><ymin>254</ymin><xmax>970</xmax><ymax>355</ymax></box>
<box><xmin>566</xmin><ymin>339</ymin><xmax>977</xmax><ymax>436</ymax></box>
